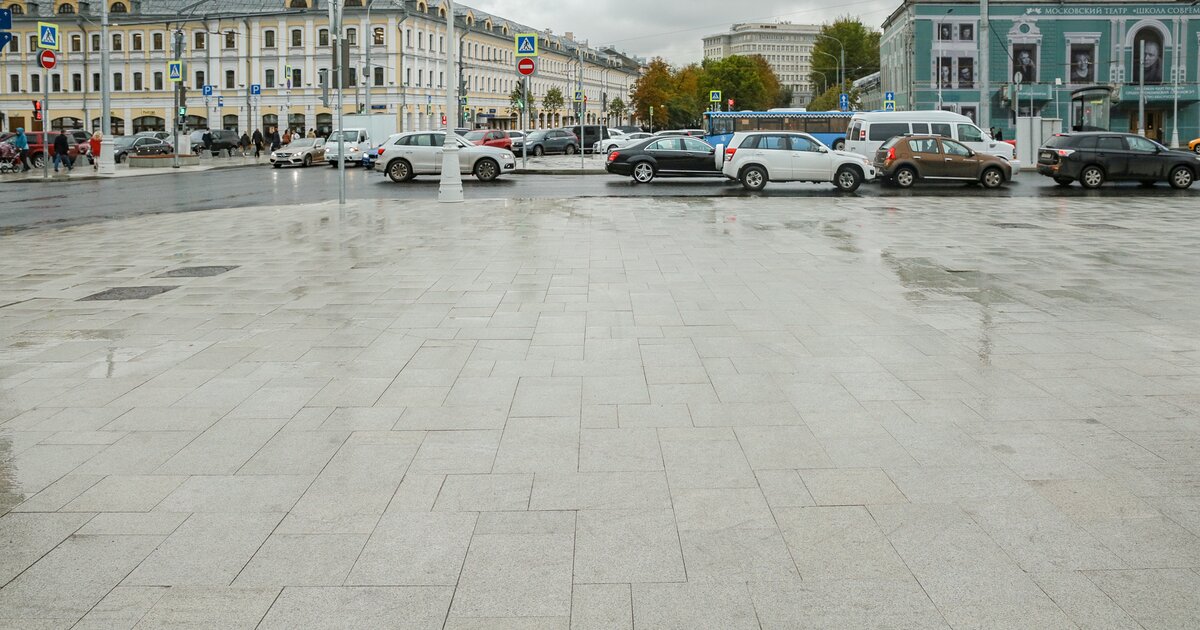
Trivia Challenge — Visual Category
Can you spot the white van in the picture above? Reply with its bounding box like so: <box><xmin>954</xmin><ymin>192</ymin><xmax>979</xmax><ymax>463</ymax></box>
<box><xmin>845</xmin><ymin>111</ymin><xmax>1019</xmax><ymax>168</ymax></box>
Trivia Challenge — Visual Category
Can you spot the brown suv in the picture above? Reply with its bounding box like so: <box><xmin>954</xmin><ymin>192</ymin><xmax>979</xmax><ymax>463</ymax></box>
<box><xmin>874</xmin><ymin>134</ymin><xmax>1011</xmax><ymax>188</ymax></box>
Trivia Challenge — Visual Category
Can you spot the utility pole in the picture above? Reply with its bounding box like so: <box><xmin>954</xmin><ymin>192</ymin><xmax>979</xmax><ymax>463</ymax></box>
<box><xmin>1137</xmin><ymin>39</ymin><xmax>1145</xmax><ymax>137</ymax></box>
<box><xmin>364</xmin><ymin>0</ymin><xmax>375</xmax><ymax>115</ymax></box>
<box><xmin>172</xmin><ymin>29</ymin><xmax>183</xmax><ymax>168</ymax></box>
<box><xmin>438</xmin><ymin>0</ymin><xmax>462</xmax><ymax>202</ymax></box>
<box><xmin>330</xmin><ymin>0</ymin><xmax>346</xmax><ymax>204</ymax></box>
<box><xmin>979</xmin><ymin>0</ymin><xmax>990</xmax><ymax>129</ymax></box>
<box><xmin>98</xmin><ymin>0</ymin><xmax>115</xmax><ymax>174</ymax></box>
<box><xmin>578</xmin><ymin>45</ymin><xmax>584</xmax><ymax>169</ymax></box>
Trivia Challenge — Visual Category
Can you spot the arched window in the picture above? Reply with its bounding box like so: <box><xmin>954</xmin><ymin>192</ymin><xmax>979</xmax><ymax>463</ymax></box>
<box><xmin>57</xmin><ymin>4</ymin><xmax>75</xmax><ymax>14</ymax></box>
<box><xmin>288</xmin><ymin>0</ymin><xmax>308</xmax><ymax>8</ymax></box>
<box><xmin>9</xmin><ymin>4</ymin><xmax>24</xmax><ymax>16</ymax></box>
<box><xmin>110</xmin><ymin>2</ymin><xmax>127</xmax><ymax>12</ymax></box>
<box><xmin>318</xmin><ymin>28</ymin><xmax>328</xmax><ymax>47</ymax></box>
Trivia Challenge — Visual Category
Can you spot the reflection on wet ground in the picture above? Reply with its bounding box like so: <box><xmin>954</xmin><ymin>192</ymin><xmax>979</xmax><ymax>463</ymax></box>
<box><xmin>0</xmin><ymin>193</ymin><xmax>1198</xmax><ymax>627</ymax></box>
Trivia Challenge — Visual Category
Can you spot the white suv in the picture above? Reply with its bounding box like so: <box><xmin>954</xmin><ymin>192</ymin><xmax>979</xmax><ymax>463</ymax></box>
<box><xmin>719</xmin><ymin>131</ymin><xmax>876</xmax><ymax>192</ymax></box>
<box><xmin>375</xmin><ymin>131</ymin><xmax>516</xmax><ymax>182</ymax></box>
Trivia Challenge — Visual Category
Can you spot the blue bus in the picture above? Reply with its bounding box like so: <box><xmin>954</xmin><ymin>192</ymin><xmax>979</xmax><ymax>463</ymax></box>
<box><xmin>703</xmin><ymin>110</ymin><xmax>856</xmax><ymax>151</ymax></box>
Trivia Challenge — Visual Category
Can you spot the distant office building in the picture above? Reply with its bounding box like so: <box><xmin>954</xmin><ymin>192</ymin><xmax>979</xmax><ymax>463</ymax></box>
<box><xmin>881</xmin><ymin>0</ymin><xmax>1200</xmax><ymax>144</ymax></box>
<box><xmin>703</xmin><ymin>22</ymin><xmax>821</xmax><ymax>107</ymax></box>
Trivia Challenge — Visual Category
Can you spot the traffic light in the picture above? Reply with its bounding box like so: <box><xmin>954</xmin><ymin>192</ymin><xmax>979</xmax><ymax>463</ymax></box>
<box><xmin>179</xmin><ymin>84</ymin><xmax>187</xmax><ymax>108</ymax></box>
<box><xmin>318</xmin><ymin>69</ymin><xmax>330</xmax><ymax>107</ymax></box>
<box><xmin>32</xmin><ymin>100</ymin><xmax>42</xmax><ymax>122</ymax></box>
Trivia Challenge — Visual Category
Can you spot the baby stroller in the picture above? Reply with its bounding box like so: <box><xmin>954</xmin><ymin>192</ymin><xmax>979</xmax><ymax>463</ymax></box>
<box><xmin>0</xmin><ymin>142</ymin><xmax>21</xmax><ymax>173</ymax></box>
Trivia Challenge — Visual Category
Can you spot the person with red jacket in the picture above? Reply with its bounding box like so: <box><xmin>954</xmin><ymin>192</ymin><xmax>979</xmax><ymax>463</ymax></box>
<box><xmin>89</xmin><ymin>132</ymin><xmax>102</xmax><ymax>170</ymax></box>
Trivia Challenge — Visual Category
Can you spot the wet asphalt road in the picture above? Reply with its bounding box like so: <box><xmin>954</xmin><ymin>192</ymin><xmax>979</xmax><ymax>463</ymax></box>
<box><xmin>2</xmin><ymin>162</ymin><xmax>1197</xmax><ymax>231</ymax></box>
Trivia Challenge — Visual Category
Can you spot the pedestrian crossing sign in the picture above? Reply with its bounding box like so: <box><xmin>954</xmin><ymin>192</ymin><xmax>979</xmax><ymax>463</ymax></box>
<box><xmin>709</xmin><ymin>90</ymin><xmax>721</xmax><ymax>103</ymax></box>
<box><xmin>37</xmin><ymin>22</ymin><xmax>59</xmax><ymax>50</ymax></box>
<box><xmin>515</xmin><ymin>33</ymin><xmax>537</xmax><ymax>57</ymax></box>
<box><xmin>574</xmin><ymin>90</ymin><xmax>584</xmax><ymax>102</ymax></box>
<box><xmin>168</xmin><ymin>61</ymin><xmax>183</xmax><ymax>82</ymax></box>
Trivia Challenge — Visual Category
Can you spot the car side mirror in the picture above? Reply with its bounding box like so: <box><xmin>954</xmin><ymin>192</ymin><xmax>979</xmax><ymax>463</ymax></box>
<box><xmin>818</xmin><ymin>145</ymin><xmax>829</xmax><ymax>153</ymax></box>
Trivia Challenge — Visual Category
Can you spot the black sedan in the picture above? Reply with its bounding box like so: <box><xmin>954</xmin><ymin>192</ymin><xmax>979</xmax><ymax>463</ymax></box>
<box><xmin>605</xmin><ymin>136</ymin><xmax>723</xmax><ymax>183</ymax></box>
<box><xmin>1037</xmin><ymin>132</ymin><xmax>1199</xmax><ymax>189</ymax></box>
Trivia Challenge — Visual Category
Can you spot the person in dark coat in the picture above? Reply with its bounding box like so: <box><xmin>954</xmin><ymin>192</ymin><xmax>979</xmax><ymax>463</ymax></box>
<box><xmin>202</xmin><ymin>130</ymin><xmax>213</xmax><ymax>153</ymax></box>
<box><xmin>269</xmin><ymin>127</ymin><xmax>281</xmax><ymax>151</ymax></box>
<box><xmin>252</xmin><ymin>129</ymin><xmax>264</xmax><ymax>158</ymax></box>
<box><xmin>52</xmin><ymin>130</ymin><xmax>73</xmax><ymax>173</ymax></box>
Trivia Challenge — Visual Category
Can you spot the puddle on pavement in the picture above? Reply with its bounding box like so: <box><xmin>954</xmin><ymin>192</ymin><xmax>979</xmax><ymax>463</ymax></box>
<box><xmin>821</xmin><ymin>219</ymin><xmax>861</xmax><ymax>253</ymax></box>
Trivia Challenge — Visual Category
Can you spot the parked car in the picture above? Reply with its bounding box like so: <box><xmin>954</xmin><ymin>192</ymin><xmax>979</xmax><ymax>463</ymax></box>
<box><xmin>611</xmin><ymin>125</ymin><xmax>644</xmax><ymax>135</ymax></box>
<box><xmin>24</xmin><ymin>132</ymin><xmax>87</xmax><ymax>168</ymax></box>
<box><xmin>875</xmin><ymin>135</ymin><xmax>1010</xmax><ymax>189</ymax></box>
<box><xmin>567</xmin><ymin>125</ymin><xmax>614</xmax><ymax>153</ymax></box>
<box><xmin>507</xmin><ymin>131</ymin><xmax>525</xmax><ymax>153</ymax></box>
<box><xmin>595</xmin><ymin>132</ymin><xmax>654</xmax><ymax>154</ymax></box>
<box><xmin>845</xmin><ymin>110</ymin><xmax>1018</xmax><ymax>168</ymax></box>
<box><xmin>464</xmin><ymin>129</ymin><xmax>513</xmax><ymax>151</ymax></box>
<box><xmin>375</xmin><ymin>131</ymin><xmax>516</xmax><ymax>182</ymax></box>
<box><xmin>134</xmin><ymin>131</ymin><xmax>172</xmax><ymax>142</ymax></box>
<box><xmin>719</xmin><ymin>131</ymin><xmax>876</xmax><ymax>192</ymax></box>
<box><xmin>606</xmin><ymin>136</ymin><xmax>723</xmax><ymax>183</ymax></box>
<box><xmin>1036</xmin><ymin>132</ymin><xmax>1198</xmax><ymax>189</ymax></box>
<box><xmin>112</xmin><ymin>136</ymin><xmax>172</xmax><ymax>162</ymax></box>
<box><xmin>271</xmin><ymin>137</ymin><xmax>326</xmax><ymax>168</ymax></box>
<box><xmin>204</xmin><ymin>129</ymin><xmax>241</xmax><ymax>156</ymax></box>
<box><xmin>522</xmin><ymin>129</ymin><xmax>579</xmax><ymax>156</ymax></box>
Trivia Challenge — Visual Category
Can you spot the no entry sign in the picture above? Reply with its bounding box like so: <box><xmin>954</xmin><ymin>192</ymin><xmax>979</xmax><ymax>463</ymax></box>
<box><xmin>38</xmin><ymin>49</ymin><xmax>56</xmax><ymax>70</ymax></box>
<box><xmin>517</xmin><ymin>57</ymin><xmax>536</xmax><ymax>77</ymax></box>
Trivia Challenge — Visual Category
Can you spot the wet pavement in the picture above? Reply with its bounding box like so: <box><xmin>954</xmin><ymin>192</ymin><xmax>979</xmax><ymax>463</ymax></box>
<box><xmin>3</xmin><ymin>160</ymin><xmax>1199</xmax><ymax>232</ymax></box>
<box><xmin>1</xmin><ymin>194</ymin><xmax>1200</xmax><ymax>628</ymax></box>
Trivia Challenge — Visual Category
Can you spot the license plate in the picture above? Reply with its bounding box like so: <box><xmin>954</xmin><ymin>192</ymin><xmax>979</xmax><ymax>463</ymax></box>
<box><xmin>1040</xmin><ymin>151</ymin><xmax>1053</xmax><ymax>161</ymax></box>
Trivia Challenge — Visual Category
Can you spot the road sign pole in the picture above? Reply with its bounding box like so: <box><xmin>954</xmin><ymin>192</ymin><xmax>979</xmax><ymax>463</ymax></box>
<box><xmin>521</xmin><ymin>76</ymin><xmax>528</xmax><ymax>169</ymax></box>
<box><xmin>42</xmin><ymin>69</ymin><xmax>48</xmax><ymax>179</ymax></box>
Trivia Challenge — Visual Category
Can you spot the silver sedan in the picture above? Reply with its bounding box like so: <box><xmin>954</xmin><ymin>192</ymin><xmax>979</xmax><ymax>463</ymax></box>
<box><xmin>270</xmin><ymin>138</ymin><xmax>326</xmax><ymax>168</ymax></box>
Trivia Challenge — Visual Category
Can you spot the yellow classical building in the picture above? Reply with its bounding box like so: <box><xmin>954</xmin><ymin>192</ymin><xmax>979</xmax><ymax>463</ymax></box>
<box><xmin>0</xmin><ymin>0</ymin><xmax>643</xmax><ymax>135</ymax></box>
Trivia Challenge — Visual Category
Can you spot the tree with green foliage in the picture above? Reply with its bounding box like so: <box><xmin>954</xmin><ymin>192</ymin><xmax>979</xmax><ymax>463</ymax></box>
<box><xmin>809</xmin><ymin>17</ymin><xmax>881</xmax><ymax>109</ymax></box>
<box><xmin>509</xmin><ymin>86</ymin><xmax>525</xmax><ymax>112</ymax></box>
<box><xmin>542</xmin><ymin>87</ymin><xmax>565</xmax><ymax>115</ymax></box>
<box><xmin>607</xmin><ymin>97</ymin><xmax>627</xmax><ymax>125</ymax></box>
<box><xmin>631</xmin><ymin>58</ymin><xmax>674</xmax><ymax>129</ymax></box>
<box><xmin>700</xmin><ymin>55</ymin><xmax>774</xmax><ymax>112</ymax></box>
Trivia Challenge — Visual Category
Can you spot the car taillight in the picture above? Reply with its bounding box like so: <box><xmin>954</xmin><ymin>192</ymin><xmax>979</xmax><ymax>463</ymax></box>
<box><xmin>377</xmin><ymin>147</ymin><xmax>385</xmax><ymax>156</ymax></box>
<box><xmin>1055</xmin><ymin>149</ymin><xmax>1075</xmax><ymax>157</ymax></box>
<box><xmin>887</xmin><ymin>147</ymin><xmax>895</xmax><ymax>161</ymax></box>
<box><xmin>608</xmin><ymin>151</ymin><xmax>619</xmax><ymax>162</ymax></box>
<box><xmin>859</xmin><ymin>129</ymin><xmax>866</xmax><ymax>140</ymax></box>
<box><xmin>725</xmin><ymin>147</ymin><xmax>737</xmax><ymax>159</ymax></box>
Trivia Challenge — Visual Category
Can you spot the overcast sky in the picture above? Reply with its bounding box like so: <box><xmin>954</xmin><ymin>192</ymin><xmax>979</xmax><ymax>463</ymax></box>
<box><xmin>468</xmin><ymin>0</ymin><xmax>898</xmax><ymax>64</ymax></box>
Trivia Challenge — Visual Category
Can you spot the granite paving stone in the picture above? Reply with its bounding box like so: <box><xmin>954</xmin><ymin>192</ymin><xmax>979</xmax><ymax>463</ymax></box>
<box><xmin>2</xmin><ymin>193</ymin><xmax>1199</xmax><ymax>627</ymax></box>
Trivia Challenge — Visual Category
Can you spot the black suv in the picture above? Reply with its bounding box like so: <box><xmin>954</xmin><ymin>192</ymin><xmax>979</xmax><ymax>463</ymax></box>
<box><xmin>204</xmin><ymin>129</ymin><xmax>242</xmax><ymax>156</ymax></box>
<box><xmin>1037</xmin><ymin>132</ymin><xmax>1198</xmax><ymax>189</ymax></box>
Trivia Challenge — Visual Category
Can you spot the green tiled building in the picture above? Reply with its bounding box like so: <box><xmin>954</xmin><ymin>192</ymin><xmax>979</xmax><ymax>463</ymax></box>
<box><xmin>881</xmin><ymin>0</ymin><xmax>1200</xmax><ymax>145</ymax></box>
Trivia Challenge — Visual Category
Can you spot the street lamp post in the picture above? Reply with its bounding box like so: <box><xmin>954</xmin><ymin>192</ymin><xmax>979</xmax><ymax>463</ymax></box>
<box><xmin>814</xmin><ymin>33</ymin><xmax>845</xmax><ymax>91</ymax></box>
<box><xmin>438</xmin><ymin>0</ymin><xmax>463</xmax><ymax>202</ymax></box>
<box><xmin>98</xmin><ymin>0</ymin><xmax>115</xmax><ymax>174</ymax></box>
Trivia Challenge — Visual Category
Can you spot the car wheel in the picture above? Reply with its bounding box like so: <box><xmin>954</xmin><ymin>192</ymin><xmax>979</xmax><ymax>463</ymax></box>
<box><xmin>740</xmin><ymin>165</ymin><xmax>767</xmax><ymax>191</ymax></box>
<box><xmin>894</xmin><ymin>166</ymin><xmax>917</xmax><ymax>189</ymax></box>
<box><xmin>565</xmin><ymin>144</ymin><xmax>576</xmax><ymax>155</ymax></box>
<box><xmin>533</xmin><ymin>145</ymin><xmax>544</xmax><ymax>157</ymax></box>
<box><xmin>834</xmin><ymin>166</ymin><xmax>862</xmax><ymax>193</ymax></box>
<box><xmin>475</xmin><ymin>158</ymin><xmax>500</xmax><ymax>182</ymax></box>
<box><xmin>981</xmin><ymin>167</ymin><xmax>1004</xmax><ymax>189</ymax></box>
<box><xmin>833</xmin><ymin>139</ymin><xmax>846</xmax><ymax>151</ymax></box>
<box><xmin>1169</xmin><ymin>165</ymin><xmax>1194</xmax><ymax>190</ymax></box>
<box><xmin>1053</xmin><ymin>177</ymin><xmax>1073</xmax><ymax>187</ymax></box>
<box><xmin>32</xmin><ymin>154</ymin><xmax>45</xmax><ymax>169</ymax></box>
<box><xmin>1193</xmin><ymin>144</ymin><xmax>1200</xmax><ymax>155</ymax></box>
<box><xmin>387</xmin><ymin>159</ymin><xmax>413</xmax><ymax>183</ymax></box>
<box><xmin>303</xmin><ymin>155</ymin><xmax>312</xmax><ymax>167</ymax></box>
<box><xmin>632</xmin><ymin>162</ymin><xmax>656</xmax><ymax>184</ymax></box>
<box><xmin>1079</xmin><ymin>165</ymin><xmax>1104</xmax><ymax>189</ymax></box>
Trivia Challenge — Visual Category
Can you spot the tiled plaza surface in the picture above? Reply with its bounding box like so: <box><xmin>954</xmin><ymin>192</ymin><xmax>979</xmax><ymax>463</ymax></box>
<box><xmin>1</xmin><ymin>192</ymin><xmax>1199</xmax><ymax>629</ymax></box>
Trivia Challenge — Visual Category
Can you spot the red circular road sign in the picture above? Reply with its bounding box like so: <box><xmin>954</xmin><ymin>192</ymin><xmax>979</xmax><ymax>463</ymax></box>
<box><xmin>517</xmin><ymin>58</ymin><xmax>536</xmax><ymax>76</ymax></box>
<box><xmin>39</xmin><ymin>50</ymin><xmax>57</xmax><ymax>70</ymax></box>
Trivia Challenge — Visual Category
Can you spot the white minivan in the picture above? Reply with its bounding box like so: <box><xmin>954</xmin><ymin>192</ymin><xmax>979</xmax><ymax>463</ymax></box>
<box><xmin>844</xmin><ymin>111</ymin><xmax>1019</xmax><ymax>169</ymax></box>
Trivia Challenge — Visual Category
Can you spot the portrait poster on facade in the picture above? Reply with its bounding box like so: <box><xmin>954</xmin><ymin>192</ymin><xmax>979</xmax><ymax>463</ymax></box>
<box><xmin>1012</xmin><ymin>44</ymin><xmax>1037</xmax><ymax>83</ymax></box>
<box><xmin>1131</xmin><ymin>27</ymin><xmax>1163</xmax><ymax>84</ymax></box>
<box><xmin>1069</xmin><ymin>44</ymin><xmax>1095</xmax><ymax>83</ymax></box>
<box><xmin>958</xmin><ymin>57</ymin><xmax>974</xmax><ymax>88</ymax></box>
<box><xmin>938</xmin><ymin>23</ymin><xmax>953</xmax><ymax>41</ymax></box>
<box><xmin>960</xmin><ymin>105</ymin><xmax>978</xmax><ymax>124</ymax></box>
<box><xmin>939</xmin><ymin>57</ymin><xmax>954</xmax><ymax>88</ymax></box>
<box><xmin>959</xmin><ymin>23</ymin><xmax>974</xmax><ymax>41</ymax></box>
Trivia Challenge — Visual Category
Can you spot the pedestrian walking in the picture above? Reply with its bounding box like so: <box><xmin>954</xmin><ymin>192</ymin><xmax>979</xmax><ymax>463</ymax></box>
<box><xmin>282</xmin><ymin>129</ymin><xmax>293</xmax><ymax>145</ymax></box>
<box><xmin>202</xmin><ymin>130</ymin><xmax>213</xmax><ymax>155</ymax></box>
<box><xmin>252</xmin><ymin>129</ymin><xmax>264</xmax><ymax>158</ymax></box>
<box><xmin>90</xmin><ymin>132</ymin><xmax>102</xmax><ymax>170</ymax></box>
<box><xmin>269</xmin><ymin>128</ymin><xmax>281</xmax><ymax>152</ymax></box>
<box><xmin>307</xmin><ymin>128</ymin><xmax>316</xmax><ymax>139</ymax></box>
<box><xmin>239</xmin><ymin>132</ymin><xmax>251</xmax><ymax>156</ymax></box>
<box><xmin>52</xmin><ymin>130</ymin><xmax>73</xmax><ymax>173</ymax></box>
<box><xmin>12</xmin><ymin>128</ymin><xmax>30</xmax><ymax>172</ymax></box>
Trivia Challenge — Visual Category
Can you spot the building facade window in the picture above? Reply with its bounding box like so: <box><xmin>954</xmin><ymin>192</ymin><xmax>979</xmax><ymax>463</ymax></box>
<box><xmin>72</xmin><ymin>73</ymin><xmax>82</xmax><ymax>91</ymax></box>
<box><xmin>70</xmin><ymin>34</ymin><xmax>81</xmax><ymax>52</ymax></box>
<box><xmin>291</xmin><ymin>68</ymin><xmax>302</xmax><ymax>87</ymax></box>
<box><xmin>318</xmin><ymin>28</ymin><xmax>329</xmax><ymax>46</ymax></box>
<box><xmin>133</xmin><ymin>72</ymin><xmax>142</xmax><ymax>90</ymax></box>
<box><xmin>194</xmin><ymin>32</ymin><xmax>205</xmax><ymax>49</ymax></box>
<box><xmin>196</xmin><ymin>70</ymin><xmax>205</xmax><ymax>87</ymax></box>
<box><xmin>347</xmin><ymin>28</ymin><xmax>357</xmax><ymax>46</ymax></box>
<box><xmin>291</xmin><ymin>29</ymin><xmax>302</xmax><ymax>47</ymax></box>
<box><xmin>112</xmin><ymin>34</ymin><xmax>122</xmax><ymax>51</ymax></box>
<box><xmin>30</xmin><ymin>74</ymin><xmax>39</xmax><ymax>92</ymax></box>
<box><xmin>224</xmin><ymin>31</ymin><xmax>236</xmax><ymax>48</ymax></box>
<box><xmin>373</xmin><ymin>27</ymin><xmax>384</xmax><ymax>45</ymax></box>
<box><xmin>113</xmin><ymin>73</ymin><xmax>122</xmax><ymax>91</ymax></box>
<box><xmin>153</xmin><ymin>72</ymin><xmax>163</xmax><ymax>90</ymax></box>
<box><xmin>264</xmin><ymin>30</ymin><xmax>275</xmax><ymax>48</ymax></box>
<box><xmin>91</xmin><ymin>34</ymin><xmax>99</xmax><ymax>51</ymax></box>
<box><xmin>153</xmin><ymin>32</ymin><xmax>164</xmax><ymax>50</ymax></box>
<box><xmin>225</xmin><ymin>70</ymin><xmax>235</xmax><ymax>88</ymax></box>
<box><xmin>373</xmin><ymin>66</ymin><xmax>383</xmax><ymax>86</ymax></box>
<box><xmin>265</xmin><ymin>69</ymin><xmax>275</xmax><ymax>88</ymax></box>
<box><xmin>51</xmin><ymin>74</ymin><xmax>61</xmax><ymax>92</ymax></box>
<box><xmin>132</xmin><ymin>33</ymin><xmax>143</xmax><ymax>51</ymax></box>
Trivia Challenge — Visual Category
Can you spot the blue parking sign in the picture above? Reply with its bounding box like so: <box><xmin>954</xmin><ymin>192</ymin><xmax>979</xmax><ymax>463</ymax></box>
<box><xmin>250</xmin><ymin>84</ymin><xmax>261</xmax><ymax>96</ymax></box>
<box><xmin>202</xmin><ymin>85</ymin><xmax>213</xmax><ymax>97</ymax></box>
